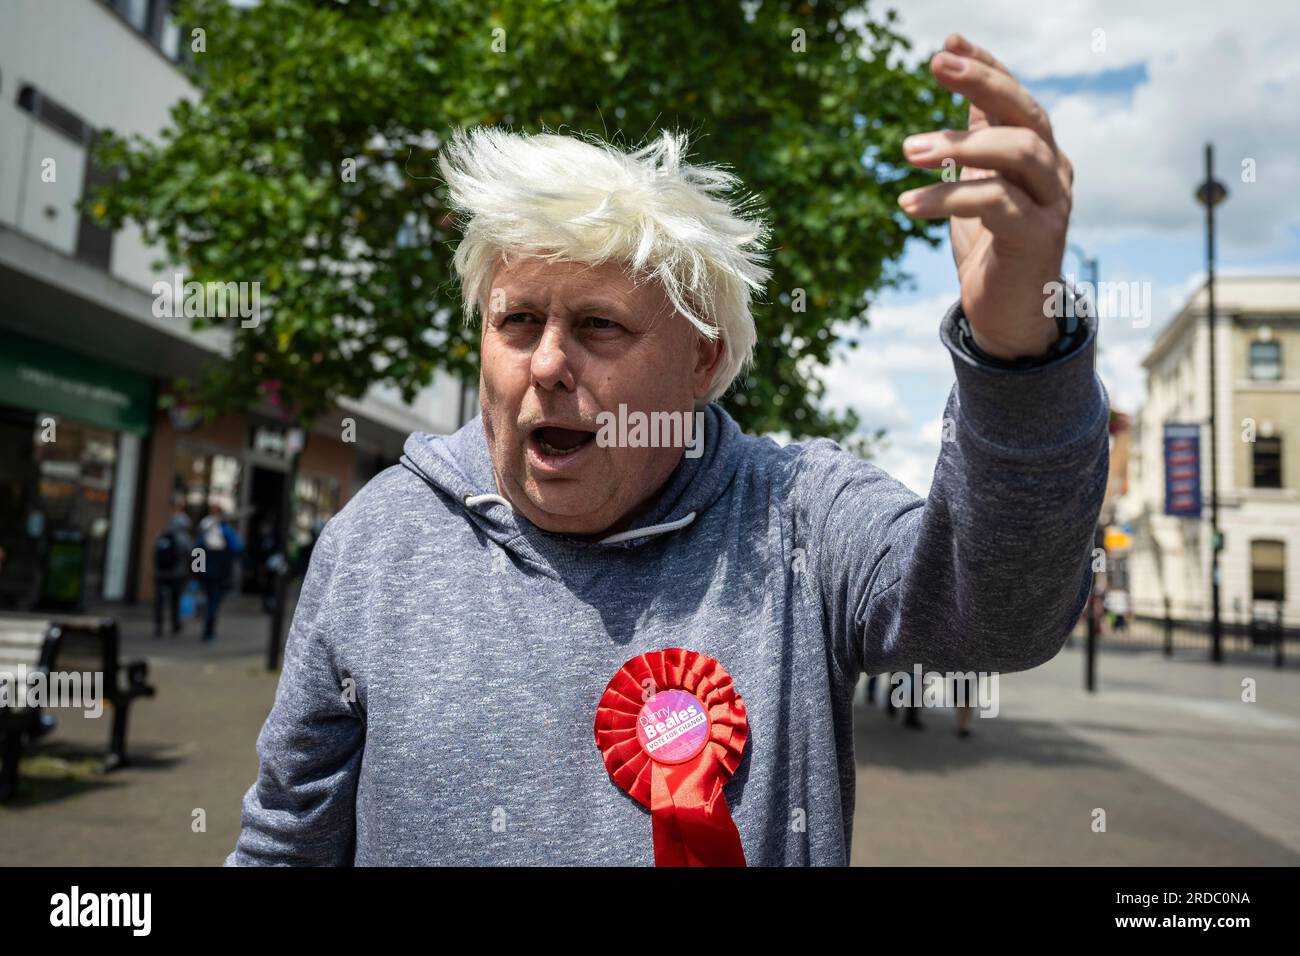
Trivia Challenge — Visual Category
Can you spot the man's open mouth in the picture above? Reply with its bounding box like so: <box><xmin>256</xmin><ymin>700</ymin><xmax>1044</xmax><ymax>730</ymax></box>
<box><xmin>530</xmin><ymin>425</ymin><xmax>597</xmax><ymax>458</ymax></box>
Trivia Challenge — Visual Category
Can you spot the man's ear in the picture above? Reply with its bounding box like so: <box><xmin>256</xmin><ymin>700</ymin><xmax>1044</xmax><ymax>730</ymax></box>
<box><xmin>693</xmin><ymin>333</ymin><xmax>725</xmax><ymax>400</ymax></box>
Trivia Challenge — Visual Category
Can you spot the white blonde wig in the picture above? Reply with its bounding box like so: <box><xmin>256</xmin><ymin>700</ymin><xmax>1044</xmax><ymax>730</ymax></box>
<box><xmin>438</xmin><ymin>127</ymin><xmax>773</xmax><ymax>402</ymax></box>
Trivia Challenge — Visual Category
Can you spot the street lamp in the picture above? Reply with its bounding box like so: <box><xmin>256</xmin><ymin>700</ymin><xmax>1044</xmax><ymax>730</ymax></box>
<box><xmin>1195</xmin><ymin>143</ymin><xmax>1228</xmax><ymax>664</ymax></box>
<box><xmin>1067</xmin><ymin>243</ymin><xmax>1099</xmax><ymax>375</ymax></box>
<box><xmin>1066</xmin><ymin>241</ymin><xmax>1102</xmax><ymax>691</ymax></box>
<box><xmin>1066</xmin><ymin>243</ymin><xmax>1099</xmax><ymax>295</ymax></box>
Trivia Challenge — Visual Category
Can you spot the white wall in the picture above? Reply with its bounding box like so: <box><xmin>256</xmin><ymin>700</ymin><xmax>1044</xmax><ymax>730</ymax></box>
<box><xmin>0</xmin><ymin>0</ymin><xmax>463</xmax><ymax>437</ymax></box>
<box><xmin>0</xmin><ymin>0</ymin><xmax>193</xmax><ymax>290</ymax></box>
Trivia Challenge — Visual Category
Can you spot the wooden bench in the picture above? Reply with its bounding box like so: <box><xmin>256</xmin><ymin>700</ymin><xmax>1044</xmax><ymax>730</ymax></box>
<box><xmin>0</xmin><ymin>615</ymin><xmax>156</xmax><ymax>800</ymax></box>
<box><xmin>0</xmin><ymin>619</ymin><xmax>60</xmax><ymax>800</ymax></box>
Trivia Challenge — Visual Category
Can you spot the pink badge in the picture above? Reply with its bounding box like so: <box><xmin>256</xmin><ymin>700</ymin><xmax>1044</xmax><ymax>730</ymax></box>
<box><xmin>636</xmin><ymin>689</ymin><xmax>711</xmax><ymax>764</ymax></box>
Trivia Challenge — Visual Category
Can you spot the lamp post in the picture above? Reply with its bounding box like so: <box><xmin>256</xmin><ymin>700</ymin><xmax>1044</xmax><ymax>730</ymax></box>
<box><xmin>1067</xmin><ymin>243</ymin><xmax>1099</xmax><ymax>374</ymax></box>
<box><xmin>1068</xmin><ymin>242</ymin><xmax>1102</xmax><ymax>691</ymax></box>
<box><xmin>1195</xmin><ymin>143</ymin><xmax>1228</xmax><ymax>664</ymax></box>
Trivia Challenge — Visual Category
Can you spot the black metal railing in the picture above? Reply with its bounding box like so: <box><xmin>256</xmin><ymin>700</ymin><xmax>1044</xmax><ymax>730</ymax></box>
<box><xmin>1069</xmin><ymin>601</ymin><xmax>1295</xmax><ymax>667</ymax></box>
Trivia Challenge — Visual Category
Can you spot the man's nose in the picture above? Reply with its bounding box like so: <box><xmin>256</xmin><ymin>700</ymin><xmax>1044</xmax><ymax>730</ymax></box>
<box><xmin>530</xmin><ymin>322</ymin><xmax>577</xmax><ymax>392</ymax></box>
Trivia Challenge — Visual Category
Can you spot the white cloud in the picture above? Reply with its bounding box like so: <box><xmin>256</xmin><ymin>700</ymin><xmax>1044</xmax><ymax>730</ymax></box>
<box><xmin>822</xmin><ymin>363</ymin><xmax>913</xmax><ymax>431</ymax></box>
<box><xmin>880</xmin><ymin>1</ymin><xmax>1300</xmax><ymax>249</ymax></box>
<box><xmin>874</xmin><ymin>412</ymin><xmax>949</xmax><ymax>497</ymax></box>
<box><xmin>849</xmin><ymin>292</ymin><xmax>962</xmax><ymax>339</ymax></box>
<box><xmin>844</xmin><ymin>341</ymin><xmax>953</xmax><ymax>374</ymax></box>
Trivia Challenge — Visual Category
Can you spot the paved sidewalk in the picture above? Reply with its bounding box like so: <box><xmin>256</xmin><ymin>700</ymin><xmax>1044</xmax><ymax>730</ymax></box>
<box><xmin>851</xmin><ymin>642</ymin><xmax>1300</xmax><ymax>865</ymax></box>
<box><xmin>3</xmin><ymin>601</ymin><xmax>1297</xmax><ymax>865</ymax></box>
<box><xmin>1</xmin><ymin>595</ymin><xmax>287</xmax><ymax>866</ymax></box>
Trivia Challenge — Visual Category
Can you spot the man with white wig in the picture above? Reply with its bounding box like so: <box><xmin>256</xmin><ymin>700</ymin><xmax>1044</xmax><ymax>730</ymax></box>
<box><xmin>229</xmin><ymin>34</ymin><xmax>1107</xmax><ymax>866</ymax></box>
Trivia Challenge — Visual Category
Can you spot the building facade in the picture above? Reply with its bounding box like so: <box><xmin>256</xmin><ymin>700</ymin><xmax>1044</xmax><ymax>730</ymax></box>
<box><xmin>0</xmin><ymin>0</ymin><xmax>474</xmax><ymax>609</ymax></box>
<box><xmin>1119</xmin><ymin>276</ymin><xmax>1300</xmax><ymax>629</ymax></box>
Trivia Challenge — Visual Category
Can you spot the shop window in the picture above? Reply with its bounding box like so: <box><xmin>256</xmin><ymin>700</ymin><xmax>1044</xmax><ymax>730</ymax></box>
<box><xmin>1251</xmin><ymin>540</ymin><xmax>1285</xmax><ymax>601</ymax></box>
<box><xmin>1252</xmin><ymin>436</ymin><xmax>1282</xmax><ymax>488</ymax></box>
<box><xmin>1249</xmin><ymin>340</ymin><xmax>1281</xmax><ymax>381</ymax></box>
<box><xmin>0</xmin><ymin>409</ymin><xmax>39</xmax><ymax>608</ymax></box>
<box><xmin>30</xmin><ymin>416</ymin><xmax>118</xmax><ymax>606</ymax></box>
<box><xmin>293</xmin><ymin>473</ymin><xmax>340</xmax><ymax>551</ymax></box>
<box><xmin>174</xmin><ymin>445</ymin><xmax>244</xmax><ymax>526</ymax></box>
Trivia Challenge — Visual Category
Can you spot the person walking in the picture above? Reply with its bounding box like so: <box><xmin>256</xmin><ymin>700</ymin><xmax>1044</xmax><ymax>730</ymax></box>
<box><xmin>153</xmin><ymin>498</ymin><xmax>192</xmax><ymax>638</ymax></box>
<box><xmin>1106</xmin><ymin>586</ymin><xmax>1130</xmax><ymax>635</ymax></box>
<box><xmin>197</xmin><ymin>504</ymin><xmax>243</xmax><ymax>642</ymax></box>
<box><xmin>867</xmin><ymin>671</ymin><xmax>924</xmax><ymax>729</ymax></box>
<box><xmin>951</xmin><ymin>673</ymin><xmax>977</xmax><ymax>739</ymax></box>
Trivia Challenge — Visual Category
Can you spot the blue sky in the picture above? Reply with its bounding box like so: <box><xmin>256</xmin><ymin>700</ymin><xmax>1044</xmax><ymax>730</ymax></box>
<box><xmin>824</xmin><ymin>0</ymin><xmax>1300</xmax><ymax>494</ymax></box>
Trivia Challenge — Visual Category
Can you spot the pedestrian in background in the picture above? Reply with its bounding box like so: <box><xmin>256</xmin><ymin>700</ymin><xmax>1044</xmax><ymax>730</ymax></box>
<box><xmin>871</xmin><ymin>670</ymin><xmax>924</xmax><ymax>729</ymax></box>
<box><xmin>153</xmin><ymin>497</ymin><xmax>192</xmax><ymax>638</ymax></box>
<box><xmin>950</xmin><ymin>672</ymin><xmax>977</xmax><ymax>739</ymax></box>
<box><xmin>863</xmin><ymin>671</ymin><xmax>925</xmax><ymax>728</ymax></box>
<box><xmin>197</xmin><ymin>504</ymin><xmax>243</xmax><ymax>642</ymax></box>
<box><xmin>1088</xmin><ymin>582</ymin><xmax>1107</xmax><ymax>637</ymax></box>
<box><xmin>1106</xmin><ymin>586</ymin><xmax>1130</xmax><ymax>635</ymax></box>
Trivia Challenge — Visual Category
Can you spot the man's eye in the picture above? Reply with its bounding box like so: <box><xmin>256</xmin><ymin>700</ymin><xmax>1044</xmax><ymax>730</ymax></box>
<box><xmin>503</xmin><ymin>312</ymin><xmax>535</xmax><ymax>325</ymax></box>
<box><xmin>585</xmin><ymin>317</ymin><xmax>617</xmax><ymax>330</ymax></box>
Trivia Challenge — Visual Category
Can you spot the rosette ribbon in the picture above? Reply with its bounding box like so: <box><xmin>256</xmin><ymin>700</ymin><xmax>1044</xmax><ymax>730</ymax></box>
<box><xmin>594</xmin><ymin>648</ymin><xmax>748</xmax><ymax>866</ymax></box>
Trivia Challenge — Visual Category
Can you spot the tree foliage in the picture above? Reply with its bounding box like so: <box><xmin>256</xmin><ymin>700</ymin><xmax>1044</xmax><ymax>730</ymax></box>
<box><xmin>93</xmin><ymin>0</ymin><xmax>962</xmax><ymax>438</ymax></box>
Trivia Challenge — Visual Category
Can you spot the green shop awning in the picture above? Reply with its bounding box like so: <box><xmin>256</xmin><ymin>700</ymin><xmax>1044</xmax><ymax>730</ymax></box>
<box><xmin>0</xmin><ymin>331</ymin><xmax>153</xmax><ymax>434</ymax></box>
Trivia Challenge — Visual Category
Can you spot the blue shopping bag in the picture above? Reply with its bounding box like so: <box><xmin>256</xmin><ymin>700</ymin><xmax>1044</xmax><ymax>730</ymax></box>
<box><xmin>180</xmin><ymin>580</ymin><xmax>200</xmax><ymax>621</ymax></box>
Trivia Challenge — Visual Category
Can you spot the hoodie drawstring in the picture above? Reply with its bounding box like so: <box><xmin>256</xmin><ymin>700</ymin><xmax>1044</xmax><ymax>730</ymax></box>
<box><xmin>462</xmin><ymin>493</ymin><xmax>697</xmax><ymax>545</ymax></box>
<box><xmin>597</xmin><ymin>511</ymin><xmax>697</xmax><ymax>544</ymax></box>
<box><xmin>463</xmin><ymin>493</ymin><xmax>513</xmax><ymax>510</ymax></box>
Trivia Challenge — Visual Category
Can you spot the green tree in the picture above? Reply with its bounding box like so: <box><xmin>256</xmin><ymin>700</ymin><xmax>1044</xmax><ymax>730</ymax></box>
<box><xmin>92</xmin><ymin>0</ymin><xmax>961</xmax><ymax>440</ymax></box>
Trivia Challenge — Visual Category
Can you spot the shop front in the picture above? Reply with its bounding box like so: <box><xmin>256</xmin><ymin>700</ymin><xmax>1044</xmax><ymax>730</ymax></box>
<box><xmin>0</xmin><ymin>332</ymin><xmax>153</xmax><ymax>610</ymax></box>
<box><xmin>136</xmin><ymin>406</ymin><xmax>351</xmax><ymax>602</ymax></box>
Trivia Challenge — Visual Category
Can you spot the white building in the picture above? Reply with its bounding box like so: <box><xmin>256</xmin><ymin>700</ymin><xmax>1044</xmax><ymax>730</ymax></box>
<box><xmin>1119</xmin><ymin>276</ymin><xmax>1300</xmax><ymax>629</ymax></box>
<box><xmin>0</xmin><ymin>0</ymin><xmax>473</xmax><ymax>608</ymax></box>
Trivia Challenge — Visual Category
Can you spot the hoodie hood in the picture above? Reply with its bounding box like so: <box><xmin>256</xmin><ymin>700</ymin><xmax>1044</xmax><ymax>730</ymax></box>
<box><xmin>399</xmin><ymin>402</ymin><xmax>743</xmax><ymax>567</ymax></box>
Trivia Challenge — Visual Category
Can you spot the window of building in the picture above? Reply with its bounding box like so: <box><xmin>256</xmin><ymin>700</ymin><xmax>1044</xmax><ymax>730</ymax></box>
<box><xmin>31</xmin><ymin>417</ymin><xmax>119</xmax><ymax>606</ymax></box>
<box><xmin>174</xmin><ymin>445</ymin><xmax>244</xmax><ymax>526</ymax></box>
<box><xmin>0</xmin><ymin>409</ymin><xmax>121</xmax><ymax>609</ymax></box>
<box><xmin>1251</xmin><ymin>540</ymin><xmax>1286</xmax><ymax>601</ymax></box>
<box><xmin>1249</xmin><ymin>340</ymin><xmax>1282</xmax><ymax>380</ymax></box>
<box><xmin>104</xmin><ymin>0</ymin><xmax>187</xmax><ymax>62</ymax></box>
<box><xmin>16</xmin><ymin>85</ymin><xmax>94</xmax><ymax>146</ymax></box>
<box><xmin>1253</xmin><ymin>436</ymin><xmax>1282</xmax><ymax>488</ymax></box>
<box><xmin>76</xmin><ymin>139</ymin><xmax>116</xmax><ymax>270</ymax></box>
<box><xmin>293</xmin><ymin>473</ymin><xmax>340</xmax><ymax>550</ymax></box>
<box><xmin>16</xmin><ymin>85</ymin><xmax>114</xmax><ymax>268</ymax></box>
<box><xmin>118</xmin><ymin>0</ymin><xmax>151</xmax><ymax>31</ymax></box>
<box><xmin>160</xmin><ymin>11</ymin><xmax>181</xmax><ymax>60</ymax></box>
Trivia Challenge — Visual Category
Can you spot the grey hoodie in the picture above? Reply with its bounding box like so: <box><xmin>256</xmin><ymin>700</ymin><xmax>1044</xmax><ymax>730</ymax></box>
<box><xmin>227</xmin><ymin>298</ymin><xmax>1109</xmax><ymax>866</ymax></box>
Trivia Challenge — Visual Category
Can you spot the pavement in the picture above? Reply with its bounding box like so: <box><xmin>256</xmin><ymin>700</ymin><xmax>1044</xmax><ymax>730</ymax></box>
<box><xmin>3</xmin><ymin>600</ymin><xmax>1298</xmax><ymax>866</ymax></box>
<box><xmin>0</xmin><ymin>594</ymin><xmax>286</xmax><ymax>866</ymax></box>
<box><xmin>850</xmin><ymin>637</ymin><xmax>1300</xmax><ymax>865</ymax></box>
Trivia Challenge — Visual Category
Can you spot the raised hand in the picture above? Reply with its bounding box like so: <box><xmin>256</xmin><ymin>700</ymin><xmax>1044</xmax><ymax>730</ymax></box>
<box><xmin>899</xmin><ymin>34</ymin><xmax>1073</xmax><ymax>361</ymax></box>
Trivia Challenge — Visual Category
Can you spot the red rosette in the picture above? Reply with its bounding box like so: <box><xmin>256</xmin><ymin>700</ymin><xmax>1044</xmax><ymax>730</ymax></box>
<box><xmin>594</xmin><ymin>648</ymin><xmax>748</xmax><ymax>866</ymax></box>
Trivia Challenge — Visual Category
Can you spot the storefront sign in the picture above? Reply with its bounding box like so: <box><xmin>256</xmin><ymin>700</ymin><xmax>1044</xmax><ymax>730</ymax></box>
<box><xmin>0</xmin><ymin>332</ymin><xmax>152</xmax><ymax>434</ymax></box>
